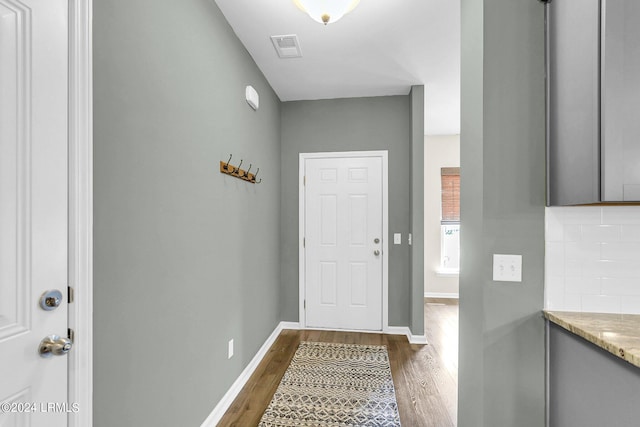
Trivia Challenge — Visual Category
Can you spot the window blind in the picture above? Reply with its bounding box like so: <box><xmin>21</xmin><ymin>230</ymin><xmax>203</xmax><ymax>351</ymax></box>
<box><xmin>441</xmin><ymin>167</ymin><xmax>460</xmax><ymax>223</ymax></box>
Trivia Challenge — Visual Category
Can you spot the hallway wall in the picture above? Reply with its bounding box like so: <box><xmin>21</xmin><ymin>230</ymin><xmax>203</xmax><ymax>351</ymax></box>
<box><xmin>280</xmin><ymin>96</ymin><xmax>415</xmax><ymax>329</ymax></box>
<box><xmin>93</xmin><ymin>1</ymin><xmax>281</xmax><ymax>425</ymax></box>
<box><xmin>459</xmin><ymin>0</ymin><xmax>546</xmax><ymax>425</ymax></box>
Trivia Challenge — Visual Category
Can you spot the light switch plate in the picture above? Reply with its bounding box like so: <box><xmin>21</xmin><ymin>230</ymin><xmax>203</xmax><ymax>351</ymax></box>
<box><xmin>394</xmin><ymin>233</ymin><xmax>401</xmax><ymax>245</ymax></box>
<box><xmin>228</xmin><ymin>339</ymin><xmax>234</xmax><ymax>359</ymax></box>
<box><xmin>493</xmin><ymin>254</ymin><xmax>522</xmax><ymax>282</ymax></box>
<box><xmin>408</xmin><ymin>233</ymin><xmax>412</xmax><ymax>246</ymax></box>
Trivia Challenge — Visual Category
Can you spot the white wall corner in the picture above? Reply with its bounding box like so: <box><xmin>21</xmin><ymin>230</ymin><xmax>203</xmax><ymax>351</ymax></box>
<box><xmin>409</xmin><ymin>334</ymin><xmax>428</xmax><ymax>345</ymax></box>
<box><xmin>386</xmin><ymin>326</ymin><xmax>428</xmax><ymax>345</ymax></box>
<box><xmin>385</xmin><ymin>326</ymin><xmax>410</xmax><ymax>337</ymax></box>
<box><xmin>279</xmin><ymin>321</ymin><xmax>301</xmax><ymax>330</ymax></box>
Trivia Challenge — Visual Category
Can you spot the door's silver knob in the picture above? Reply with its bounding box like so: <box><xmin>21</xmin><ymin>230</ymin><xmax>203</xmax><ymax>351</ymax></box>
<box><xmin>39</xmin><ymin>289</ymin><xmax>63</xmax><ymax>311</ymax></box>
<box><xmin>374</xmin><ymin>250</ymin><xmax>381</xmax><ymax>256</ymax></box>
<box><xmin>39</xmin><ymin>335</ymin><xmax>72</xmax><ymax>358</ymax></box>
<box><xmin>374</xmin><ymin>238</ymin><xmax>380</xmax><ymax>244</ymax></box>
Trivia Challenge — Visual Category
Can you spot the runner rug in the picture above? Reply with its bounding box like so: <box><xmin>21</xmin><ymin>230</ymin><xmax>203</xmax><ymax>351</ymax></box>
<box><xmin>259</xmin><ymin>341</ymin><xmax>402</xmax><ymax>426</ymax></box>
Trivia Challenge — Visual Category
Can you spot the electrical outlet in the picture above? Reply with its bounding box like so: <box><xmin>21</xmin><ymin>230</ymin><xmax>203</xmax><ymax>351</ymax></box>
<box><xmin>493</xmin><ymin>254</ymin><xmax>522</xmax><ymax>282</ymax></box>
<box><xmin>394</xmin><ymin>233</ymin><xmax>401</xmax><ymax>245</ymax></box>
<box><xmin>228</xmin><ymin>339</ymin><xmax>234</xmax><ymax>359</ymax></box>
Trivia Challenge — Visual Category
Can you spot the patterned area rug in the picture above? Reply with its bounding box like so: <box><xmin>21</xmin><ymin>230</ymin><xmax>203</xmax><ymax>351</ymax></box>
<box><xmin>259</xmin><ymin>341</ymin><xmax>402</xmax><ymax>427</ymax></box>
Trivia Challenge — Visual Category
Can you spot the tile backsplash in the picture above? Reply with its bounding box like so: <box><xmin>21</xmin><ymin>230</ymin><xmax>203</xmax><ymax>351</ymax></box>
<box><xmin>545</xmin><ymin>206</ymin><xmax>640</xmax><ymax>314</ymax></box>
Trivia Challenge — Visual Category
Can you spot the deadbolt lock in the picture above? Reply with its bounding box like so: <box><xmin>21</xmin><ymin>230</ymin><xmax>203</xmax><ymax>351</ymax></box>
<box><xmin>374</xmin><ymin>238</ymin><xmax>380</xmax><ymax>244</ymax></box>
<box><xmin>39</xmin><ymin>290</ymin><xmax>63</xmax><ymax>311</ymax></box>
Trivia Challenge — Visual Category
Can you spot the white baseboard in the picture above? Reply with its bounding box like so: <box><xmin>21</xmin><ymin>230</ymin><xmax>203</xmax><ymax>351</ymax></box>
<box><xmin>279</xmin><ymin>321</ymin><xmax>301</xmax><ymax>330</ymax></box>
<box><xmin>424</xmin><ymin>292</ymin><xmax>459</xmax><ymax>299</ymax></box>
<box><xmin>435</xmin><ymin>269</ymin><xmax>459</xmax><ymax>278</ymax></box>
<box><xmin>409</xmin><ymin>334</ymin><xmax>428</xmax><ymax>345</ymax></box>
<box><xmin>200</xmin><ymin>321</ymin><xmax>300</xmax><ymax>427</ymax></box>
<box><xmin>386</xmin><ymin>326</ymin><xmax>410</xmax><ymax>337</ymax></box>
<box><xmin>386</xmin><ymin>326</ymin><xmax>428</xmax><ymax>345</ymax></box>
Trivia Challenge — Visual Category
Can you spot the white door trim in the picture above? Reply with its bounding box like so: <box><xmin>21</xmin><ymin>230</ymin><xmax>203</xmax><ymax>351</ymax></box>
<box><xmin>299</xmin><ymin>151</ymin><xmax>389</xmax><ymax>332</ymax></box>
<box><xmin>68</xmin><ymin>1</ymin><xmax>93</xmax><ymax>426</ymax></box>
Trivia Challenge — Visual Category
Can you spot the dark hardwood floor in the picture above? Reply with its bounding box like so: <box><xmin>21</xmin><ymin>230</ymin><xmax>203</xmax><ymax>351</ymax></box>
<box><xmin>218</xmin><ymin>298</ymin><xmax>459</xmax><ymax>426</ymax></box>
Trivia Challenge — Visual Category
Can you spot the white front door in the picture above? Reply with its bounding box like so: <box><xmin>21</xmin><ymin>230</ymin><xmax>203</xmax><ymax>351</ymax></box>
<box><xmin>0</xmin><ymin>0</ymin><xmax>69</xmax><ymax>425</ymax></box>
<box><xmin>304</xmin><ymin>155</ymin><xmax>384</xmax><ymax>331</ymax></box>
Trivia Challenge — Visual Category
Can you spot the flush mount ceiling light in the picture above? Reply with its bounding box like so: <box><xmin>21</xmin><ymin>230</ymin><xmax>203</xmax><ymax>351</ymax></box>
<box><xmin>293</xmin><ymin>0</ymin><xmax>360</xmax><ymax>25</ymax></box>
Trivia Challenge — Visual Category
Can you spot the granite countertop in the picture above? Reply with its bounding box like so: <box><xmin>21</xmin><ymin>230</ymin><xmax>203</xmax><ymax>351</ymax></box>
<box><xmin>544</xmin><ymin>310</ymin><xmax>640</xmax><ymax>369</ymax></box>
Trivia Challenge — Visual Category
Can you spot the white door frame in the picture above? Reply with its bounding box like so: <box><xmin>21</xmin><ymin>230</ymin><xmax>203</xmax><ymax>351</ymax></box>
<box><xmin>68</xmin><ymin>1</ymin><xmax>93</xmax><ymax>426</ymax></box>
<box><xmin>299</xmin><ymin>151</ymin><xmax>389</xmax><ymax>332</ymax></box>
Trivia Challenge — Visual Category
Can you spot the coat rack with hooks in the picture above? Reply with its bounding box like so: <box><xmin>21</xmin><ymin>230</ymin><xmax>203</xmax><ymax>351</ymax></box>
<box><xmin>219</xmin><ymin>154</ymin><xmax>262</xmax><ymax>184</ymax></box>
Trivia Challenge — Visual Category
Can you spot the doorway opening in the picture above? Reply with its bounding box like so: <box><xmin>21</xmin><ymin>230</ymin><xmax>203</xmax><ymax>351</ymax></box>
<box><xmin>424</xmin><ymin>134</ymin><xmax>460</xmax><ymax>422</ymax></box>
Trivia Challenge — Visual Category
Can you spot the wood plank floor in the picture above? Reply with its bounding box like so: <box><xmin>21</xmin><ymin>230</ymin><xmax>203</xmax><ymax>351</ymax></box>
<box><xmin>218</xmin><ymin>298</ymin><xmax>459</xmax><ymax>426</ymax></box>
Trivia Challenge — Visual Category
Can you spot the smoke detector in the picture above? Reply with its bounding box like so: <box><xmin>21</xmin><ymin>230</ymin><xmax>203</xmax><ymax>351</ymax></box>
<box><xmin>270</xmin><ymin>35</ymin><xmax>302</xmax><ymax>59</ymax></box>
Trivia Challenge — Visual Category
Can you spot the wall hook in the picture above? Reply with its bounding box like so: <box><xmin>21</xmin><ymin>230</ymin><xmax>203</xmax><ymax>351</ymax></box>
<box><xmin>234</xmin><ymin>159</ymin><xmax>243</xmax><ymax>174</ymax></box>
<box><xmin>219</xmin><ymin>156</ymin><xmax>262</xmax><ymax>185</ymax></box>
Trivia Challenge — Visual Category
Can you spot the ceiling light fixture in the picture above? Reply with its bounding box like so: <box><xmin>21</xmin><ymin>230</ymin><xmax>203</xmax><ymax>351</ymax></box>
<box><xmin>293</xmin><ymin>0</ymin><xmax>360</xmax><ymax>25</ymax></box>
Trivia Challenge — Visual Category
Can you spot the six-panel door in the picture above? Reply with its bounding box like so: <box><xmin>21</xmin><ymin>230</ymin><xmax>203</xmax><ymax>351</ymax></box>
<box><xmin>304</xmin><ymin>156</ymin><xmax>383</xmax><ymax>331</ymax></box>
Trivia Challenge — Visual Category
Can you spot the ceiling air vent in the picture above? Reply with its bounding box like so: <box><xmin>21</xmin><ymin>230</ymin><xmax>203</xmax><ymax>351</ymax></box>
<box><xmin>270</xmin><ymin>34</ymin><xmax>302</xmax><ymax>59</ymax></box>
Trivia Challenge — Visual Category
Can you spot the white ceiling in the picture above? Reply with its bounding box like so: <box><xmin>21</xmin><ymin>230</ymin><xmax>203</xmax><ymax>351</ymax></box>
<box><xmin>214</xmin><ymin>0</ymin><xmax>460</xmax><ymax>135</ymax></box>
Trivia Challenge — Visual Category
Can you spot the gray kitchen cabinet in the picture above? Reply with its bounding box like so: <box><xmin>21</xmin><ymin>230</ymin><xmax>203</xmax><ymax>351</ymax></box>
<box><xmin>547</xmin><ymin>0</ymin><xmax>601</xmax><ymax>206</ymax></box>
<box><xmin>602</xmin><ymin>0</ymin><xmax>640</xmax><ymax>201</ymax></box>
<box><xmin>547</xmin><ymin>0</ymin><xmax>640</xmax><ymax>205</ymax></box>
<box><xmin>547</xmin><ymin>323</ymin><xmax>640</xmax><ymax>426</ymax></box>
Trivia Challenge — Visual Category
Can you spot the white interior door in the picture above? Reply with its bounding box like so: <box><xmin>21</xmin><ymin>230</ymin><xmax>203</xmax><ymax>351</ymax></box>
<box><xmin>304</xmin><ymin>155</ymin><xmax>383</xmax><ymax>331</ymax></box>
<box><xmin>0</xmin><ymin>0</ymin><xmax>69</xmax><ymax>425</ymax></box>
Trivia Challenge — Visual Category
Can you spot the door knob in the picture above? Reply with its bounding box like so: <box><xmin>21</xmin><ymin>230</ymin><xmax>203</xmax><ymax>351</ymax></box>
<box><xmin>39</xmin><ymin>335</ymin><xmax>72</xmax><ymax>358</ymax></box>
<box><xmin>374</xmin><ymin>238</ymin><xmax>380</xmax><ymax>244</ymax></box>
<box><xmin>374</xmin><ymin>249</ymin><xmax>381</xmax><ymax>256</ymax></box>
<box><xmin>39</xmin><ymin>289</ymin><xmax>63</xmax><ymax>311</ymax></box>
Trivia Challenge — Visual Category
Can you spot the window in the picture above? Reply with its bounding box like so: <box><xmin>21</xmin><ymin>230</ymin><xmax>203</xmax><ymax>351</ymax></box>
<box><xmin>440</xmin><ymin>167</ymin><xmax>460</xmax><ymax>274</ymax></box>
<box><xmin>441</xmin><ymin>167</ymin><xmax>460</xmax><ymax>223</ymax></box>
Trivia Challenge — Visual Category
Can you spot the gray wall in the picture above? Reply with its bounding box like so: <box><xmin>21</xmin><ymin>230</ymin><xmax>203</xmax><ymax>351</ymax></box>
<box><xmin>93</xmin><ymin>1</ymin><xmax>281</xmax><ymax>425</ymax></box>
<box><xmin>548</xmin><ymin>323</ymin><xmax>640</xmax><ymax>426</ymax></box>
<box><xmin>410</xmin><ymin>86</ymin><xmax>425</xmax><ymax>335</ymax></box>
<box><xmin>280</xmin><ymin>96</ymin><xmax>413</xmax><ymax>328</ymax></box>
<box><xmin>459</xmin><ymin>0</ymin><xmax>546</xmax><ymax>426</ymax></box>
